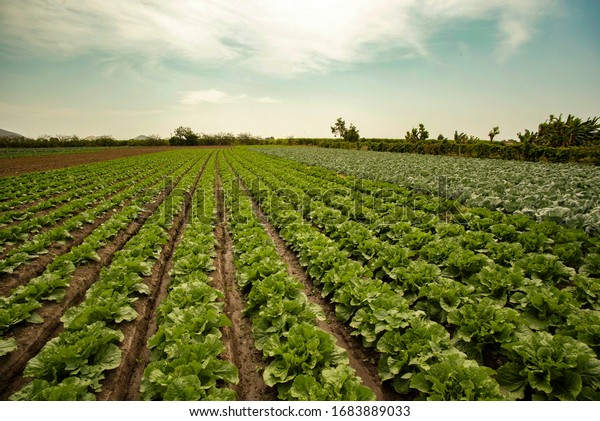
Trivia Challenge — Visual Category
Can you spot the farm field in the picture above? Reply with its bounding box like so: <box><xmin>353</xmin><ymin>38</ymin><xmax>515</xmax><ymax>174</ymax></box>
<box><xmin>0</xmin><ymin>147</ymin><xmax>115</xmax><ymax>159</ymax></box>
<box><xmin>0</xmin><ymin>147</ymin><xmax>599</xmax><ymax>401</ymax></box>
<box><xmin>255</xmin><ymin>147</ymin><xmax>600</xmax><ymax>236</ymax></box>
<box><xmin>0</xmin><ymin>146</ymin><xmax>183</xmax><ymax>177</ymax></box>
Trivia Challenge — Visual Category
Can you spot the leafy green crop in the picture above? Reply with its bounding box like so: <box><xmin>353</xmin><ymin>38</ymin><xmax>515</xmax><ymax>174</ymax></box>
<box><xmin>280</xmin><ymin>365</ymin><xmax>376</xmax><ymax>401</ymax></box>
<box><xmin>262</xmin><ymin>323</ymin><xmax>349</xmax><ymax>387</ymax></box>
<box><xmin>141</xmin><ymin>334</ymin><xmax>238</xmax><ymax>401</ymax></box>
<box><xmin>498</xmin><ymin>332</ymin><xmax>600</xmax><ymax>400</ymax></box>
<box><xmin>510</xmin><ymin>285</ymin><xmax>578</xmax><ymax>330</ymax></box>
<box><xmin>415</xmin><ymin>277</ymin><xmax>474</xmax><ymax>323</ymax></box>
<box><xmin>0</xmin><ymin>337</ymin><xmax>18</xmax><ymax>357</ymax></box>
<box><xmin>410</xmin><ymin>352</ymin><xmax>503</xmax><ymax>400</ymax></box>
<box><xmin>349</xmin><ymin>293</ymin><xmax>414</xmax><ymax>348</ymax></box>
<box><xmin>443</xmin><ymin>248</ymin><xmax>490</xmax><ymax>278</ymax></box>
<box><xmin>515</xmin><ymin>253</ymin><xmax>576</xmax><ymax>285</ymax></box>
<box><xmin>11</xmin><ymin>322</ymin><xmax>123</xmax><ymax>400</ymax></box>
<box><xmin>466</xmin><ymin>264</ymin><xmax>525</xmax><ymax>303</ymax></box>
<box><xmin>557</xmin><ymin>309</ymin><xmax>600</xmax><ymax>353</ymax></box>
<box><xmin>448</xmin><ymin>298</ymin><xmax>528</xmax><ymax>360</ymax></box>
<box><xmin>377</xmin><ymin>318</ymin><xmax>453</xmax><ymax>394</ymax></box>
<box><xmin>226</xmin><ymin>148</ymin><xmax>600</xmax><ymax>401</ymax></box>
<box><xmin>220</xmin><ymin>156</ymin><xmax>374</xmax><ymax>400</ymax></box>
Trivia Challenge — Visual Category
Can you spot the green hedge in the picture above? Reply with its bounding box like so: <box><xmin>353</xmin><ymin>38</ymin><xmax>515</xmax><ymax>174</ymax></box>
<box><xmin>269</xmin><ymin>138</ymin><xmax>600</xmax><ymax>165</ymax></box>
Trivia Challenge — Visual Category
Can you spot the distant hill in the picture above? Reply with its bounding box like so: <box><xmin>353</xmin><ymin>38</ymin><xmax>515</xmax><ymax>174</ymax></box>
<box><xmin>0</xmin><ymin>128</ymin><xmax>25</xmax><ymax>138</ymax></box>
<box><xmin>133</xmin><ymin>135</ymin><xmax>150</xmax><ymax>141</ymax></box>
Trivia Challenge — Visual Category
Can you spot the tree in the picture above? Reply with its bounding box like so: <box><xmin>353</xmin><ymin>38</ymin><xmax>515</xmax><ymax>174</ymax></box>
<box><xmin>488</xmin><ymin>126</ymin><xmax>500</xmax><ymax>141</ymax></box>
<box><xmin>331</xmin><ymin>117</ymin><xmax>360</xmax><ymax>142</ymax></box>
<box><xmin>345</xmin><ymin>123</ymin><xmax>360</xmax><ymax>142</ymax></box>
<box><xmin>331</xmin><ymin>117</ymin><xmax>347</xmax><ymax>139</ymax></box>
<box><xmin>406</xmin><ymin>123</ymin><xmax>429</xmax><ymax>142</ymax></box>
<box><xmin>537</xmin><ymin>114</ymin><xmax>600</xmax><ymax>147</ymax></box>
<box><xmin>454</xmin><ymin>131</ymin><xmax>469</xmax><ymax>143</ymax></box>
<box><xmin>171</xmin><ymin>126</ymin><xmax>198</xmax><ymax>145</ymax></box>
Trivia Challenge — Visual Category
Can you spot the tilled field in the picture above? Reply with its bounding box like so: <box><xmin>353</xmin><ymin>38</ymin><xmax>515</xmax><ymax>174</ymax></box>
<box><xmin>0</xmin><ymin>148</ymin><xmax>598</xmax><ymax>401</ymax></box>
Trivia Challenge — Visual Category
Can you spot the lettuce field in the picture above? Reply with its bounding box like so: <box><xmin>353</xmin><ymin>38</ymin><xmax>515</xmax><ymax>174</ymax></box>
<box><xmin>1</xmin><ymin>147</ymin><xmax>599</xmax><ymax>401</ymax></box>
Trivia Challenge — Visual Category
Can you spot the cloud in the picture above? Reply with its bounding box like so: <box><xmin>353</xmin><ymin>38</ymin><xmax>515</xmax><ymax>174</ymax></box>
<box><xmin>256</xmin><ymin>97</ymin><xmax>282</xmax><ymax>104</ymax></box>
<box><xmin>180</xmin><ymin>89</ymin><xmax>231</xmax><ymax>105</ymax></box>
<box><xmin>497</xmin><ymin>19</ymin><xmax>531</xmax><ymax>60</ymax></box>
<box><xmin>179</xmin><ymin>90</ymin><xmax>279</xmax><ymax>106</ymax></box>
<box><xmin>0</xmin><ymin>1</ymin><xmax>561</xmax><ymax>75</ymax></box>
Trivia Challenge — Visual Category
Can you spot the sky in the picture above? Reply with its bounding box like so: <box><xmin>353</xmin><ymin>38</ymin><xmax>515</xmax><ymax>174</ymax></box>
<box><xmin>0</xmin><ymin>0</ymin><xmax>598</xmax><ymax>140</ymax></box>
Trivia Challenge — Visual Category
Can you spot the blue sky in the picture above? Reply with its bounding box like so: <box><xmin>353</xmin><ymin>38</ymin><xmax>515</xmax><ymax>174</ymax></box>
<box><xmin>0</xmin><ymin>0</ymin><xmax>598</xmax><ymax>140</ymax></box>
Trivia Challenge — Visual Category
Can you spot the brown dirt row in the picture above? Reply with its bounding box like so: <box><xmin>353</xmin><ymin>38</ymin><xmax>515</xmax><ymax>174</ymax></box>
<box><xmin>213</xmin><ymin>164</ymin><xmax>276</xmax><ymax>401</ymax></box>
<box><xmin>0</xmin><ymin>158</ymin><xmax>198</xmax><ymax>400</ymax></box>
<box><xmin>0</xmin><ymin>160</ymin><xmax>191</xmax><ymax>297</ymax></box>
<box><xmin>222</xmin><ymin>154</ymin><xmax>397</xmax><ymax>401</ymax></box>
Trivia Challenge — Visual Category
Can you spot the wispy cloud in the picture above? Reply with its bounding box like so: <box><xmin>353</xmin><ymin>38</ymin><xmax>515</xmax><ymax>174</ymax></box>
<box><xmin>0</xmin><ymin>1</ymin><xmax>561</xmax><ymax>75</ymax></box>
<box><xmin>180</xmin><ymin>89</ymin><xmax>234</xmax><ymax>105</ymax></box>
<box><xmin>179</xmin><ymin>90</ymin><xmax>280</xmax><ymax>106</ymax></box>
<box><xmin>256</xmin><ymin>97</ymin><xmax>282</xmax><ymax>104</ymax></box>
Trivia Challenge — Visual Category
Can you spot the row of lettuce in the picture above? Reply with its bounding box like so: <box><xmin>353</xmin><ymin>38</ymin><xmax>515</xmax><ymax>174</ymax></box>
<box><xmin>140</xmin><ymin>155</ymin><xmax>238</xmax><ymax>400</ymax></box>
<box><xmin>227</xmin><ymin>149</ymin><xmax>600</xmax><ymax>400</ymax></box>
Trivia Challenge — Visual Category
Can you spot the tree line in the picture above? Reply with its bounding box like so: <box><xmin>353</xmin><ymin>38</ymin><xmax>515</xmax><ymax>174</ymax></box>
<box><xmin>327</xmin><ymin>114</ymin><xmax>599</xmax><ymax>147</ymax></box>
<box><xmin>0</xmin><ymin>127</ymin><xmax>265</xmax><ymax>148</ymax></box>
